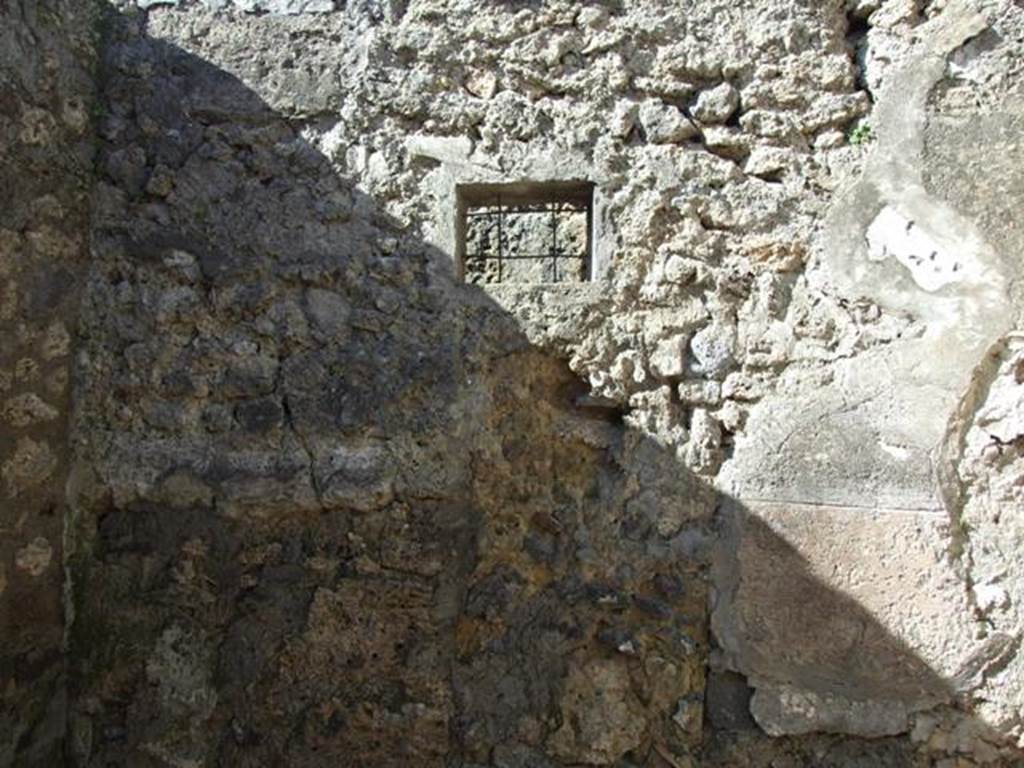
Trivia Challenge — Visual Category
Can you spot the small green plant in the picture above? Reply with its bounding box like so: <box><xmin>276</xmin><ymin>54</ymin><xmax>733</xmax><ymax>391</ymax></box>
<box><xmin>848</xmin><ymin>123</ymin><xmax>874</xmax><ymax>146</ymax></box>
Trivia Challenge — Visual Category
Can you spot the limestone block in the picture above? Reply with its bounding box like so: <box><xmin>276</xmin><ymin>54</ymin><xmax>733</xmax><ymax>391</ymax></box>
<box><xmin>405</xmin><ymin>134</ymin><xmax>473</xmax><ymax>164</ymax></box>
<box><xmin>303</xmin><ymin>287</ymin><xmax>351</xmax><ymax>342</ymax></box>
<box><xmin>701</xmin><ymin>125</ymin><xmax>753</xmax><ymax>160</ymax></box>
<box><xmin>318</xmin><ymin>443</ymin><xmax>396</xmax><ymax>512</ymax></box>
<box><xmin>744</xmin><ymin>146</ymin><xmax>794</xmax><ymax>179</ymax></box>
<box><xmin>2</xmin><ymin>436</ymin><xmax>57</xmax><ymax>496</ymax></box>
<box><xmin>689</xmin><ymin>324</ymin><xmax>736</xmax><ymax>377</ymax></box>
<box><xmin>639</xmin><ymin>99</ymin><xmax>699</xmax><ymax>144</ymax></box>
<box><xmin>692</xmin><ymin>83</ymin><xmax>739</xmax><ymax>125</ymax></box>
<box><xmin>750</xmin><ymin>684</ymin><xmax>913</xmax><ymax>737</ymax></box>
<box><xmin>648</xmin><ymin>334</ymin><xmax>689</xmax><ymax>379</ymax></box>
<box><xmin>548</xmin><ymin>657</ymin><xmax>648</xmax><ymax>764</ymax></box>
<box><xmin>2</xmin><ymin>393</ymin><xmax>59</xmax><ymax>428</ymax></box>
<box><xmin>216</xmin><ymin>0</ymin><xmax>336</xmax><ymax>13</ymax></box>
<box><xmin>14</xmin><ymin>537</ymin><xmax>53</xmax><ymax>577</ymax></box>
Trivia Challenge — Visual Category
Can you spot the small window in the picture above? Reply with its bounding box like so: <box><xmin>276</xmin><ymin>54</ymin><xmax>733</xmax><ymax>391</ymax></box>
<box><xmin>456</xmin><ymin>181</ymin><xmax>594</xmax><ymax>284</ymax></box>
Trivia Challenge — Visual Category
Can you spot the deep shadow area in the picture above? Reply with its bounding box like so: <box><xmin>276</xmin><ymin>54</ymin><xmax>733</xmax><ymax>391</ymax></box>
<box><xmin>56</xmin><ymin>7</ymin><xmax>1018</xmax><ymax>768</ymax></box>
<box><xmin>0</xmin><ymin>1</ymin><xmax>98</xmax><ymax>764</ymax></box>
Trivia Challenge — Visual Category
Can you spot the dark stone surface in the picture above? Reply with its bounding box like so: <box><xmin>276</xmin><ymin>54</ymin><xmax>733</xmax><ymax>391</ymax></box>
<box><xmin>706</xmin><ymin>668</ymin><xmax>757</xmax><ymax>733</ymax></box>
<box><xmin>0</xmin><ymin>0</ymin><xmax>98</xmax><ymax>764</ymax></box>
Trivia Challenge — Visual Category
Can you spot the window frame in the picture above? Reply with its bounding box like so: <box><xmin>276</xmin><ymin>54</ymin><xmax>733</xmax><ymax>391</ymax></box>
<box><xmin>455</xmin><ymin>180</ymin><xmax>596</xmax><ymax>285</ymax></box>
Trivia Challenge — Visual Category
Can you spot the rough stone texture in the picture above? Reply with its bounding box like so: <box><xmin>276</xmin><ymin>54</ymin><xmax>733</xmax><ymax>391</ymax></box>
<box><xmin>1</xmin><ymin>0</ymin><xmax>1023</xmax><ymax>765</ymax></box>
<box><xmin>66</xmin><ymin>7</ymin><xmax>718</xmax><ymax>765</ymax></box>
<box><xmin>712</xmin><ymin>0</ymin><xmax>1024</xmax><ymax>758</ymax></box>
<box><xmin>0</xmin><ymin>1</ymin><xmax>97</xmax><ymax>765</ymax></box>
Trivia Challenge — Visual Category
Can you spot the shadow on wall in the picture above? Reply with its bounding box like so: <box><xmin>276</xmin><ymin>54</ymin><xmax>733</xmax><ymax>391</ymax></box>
<box><xmin>57</xmin><ymin>7</ymin><xmax>1015</xmax><ymax>768</ymax></box>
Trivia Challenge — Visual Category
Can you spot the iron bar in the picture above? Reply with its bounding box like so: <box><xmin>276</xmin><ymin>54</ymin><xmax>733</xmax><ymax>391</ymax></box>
<box><xmin>462</xmin><ymin>194</ymin><xmax>590</xmax><ymax>284</ymax></box>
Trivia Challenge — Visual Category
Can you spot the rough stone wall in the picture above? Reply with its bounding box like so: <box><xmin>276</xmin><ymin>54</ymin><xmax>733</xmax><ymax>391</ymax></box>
<box><xmin>0</xmin><ymin>1</ymin><xmax>97</xmax><ymax>764</ymax></box>
<box><xmin>0</xmin><ymin>0</ymin><xmax>1020</xmax><ymax>765</ymax></box>
<box><xmin>68</xmin><ymin>0</ymin><xmax>1024</xmax><ymax>765</ymax></box>
<box><xmin>67</xmin><ymin>5</ymin><xmax>718</xmax><ymax>763</ymax></box>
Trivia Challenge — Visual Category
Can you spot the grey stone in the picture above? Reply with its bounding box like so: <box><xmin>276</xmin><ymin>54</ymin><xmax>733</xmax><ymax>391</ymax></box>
<box><xmin>688</xmin><ymin>324</ymin><xmax>736</xmax><ymax>377</ymax></box>
<box><xmin>548</xmin><ymin>657</ymin><xmax>648</xmax><ymax>764</ymax></box>
<box><xmin>234</xmin><ymin>397</ymin><xmax>284</xmax><ymax>433</ymax></box>
<box><xmin>230</xmin><ymin>0</ymin><xmax>336</xmax><ymax>13</ymax></box>
<box><xmin>750</xmin><ymin>685</ymin><xmax>913</xmax><ymax>738</ymax></box>
<box><xmin>303</xmin><ymin>287</ymin><xmax>351</xmax><ymax>342</ymax></box>
<box><xmin>491</xmin><ymin>743</ymin><xmax>559</xmax><ymax>768</ymax></box>
<box><xmin>648</xmin><ymin>333</ymin><xmax>688</xmax><ymax>379</ymax></box>
<box><xmin>639</xmin><ymin>99</ymin><xmax>699</xmax><ymax>144</ymax></box>
<box><xmin>705</xmin><ymin>669</ymin><xmax>756</xmax><ymax>732</ymax></box>
<box><xmin>692</xmin><ymin>83</ymin><xmax>740</xmax><ymax>124</ymax></box>
<box><xmin>405</xmin><ymin>134</ymin><xmax>473</xmax><ymax>164</ymax></box>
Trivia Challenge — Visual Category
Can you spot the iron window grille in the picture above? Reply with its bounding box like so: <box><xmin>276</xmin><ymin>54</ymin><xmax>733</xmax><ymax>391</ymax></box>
<box><xmin>456</xmin><ymin>181</ymin><xmax>594</xmax><ymax>284</ymax></box>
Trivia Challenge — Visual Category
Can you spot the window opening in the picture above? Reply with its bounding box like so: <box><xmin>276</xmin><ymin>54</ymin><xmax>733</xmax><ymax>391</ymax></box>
<box><xmin>457</xmin><ymin>181</ymin><xmax>594</xmax><ymax>284</ymax></box>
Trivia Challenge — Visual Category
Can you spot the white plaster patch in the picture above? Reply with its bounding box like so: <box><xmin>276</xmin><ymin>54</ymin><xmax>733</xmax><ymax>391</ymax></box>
<box><xmin>974</xmin><ymin>583</ymin><xmax>1010</xmax><ymax>614</ymax></box>
<box><xmin>865</xmin><ymin>207</ymin><xmax>963</xmax><ymax>292</ymax></box>
<box><xmin>879</xmin><ymin>441</ymin><xmax>911</xmax><ymax>461</ymax></box>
